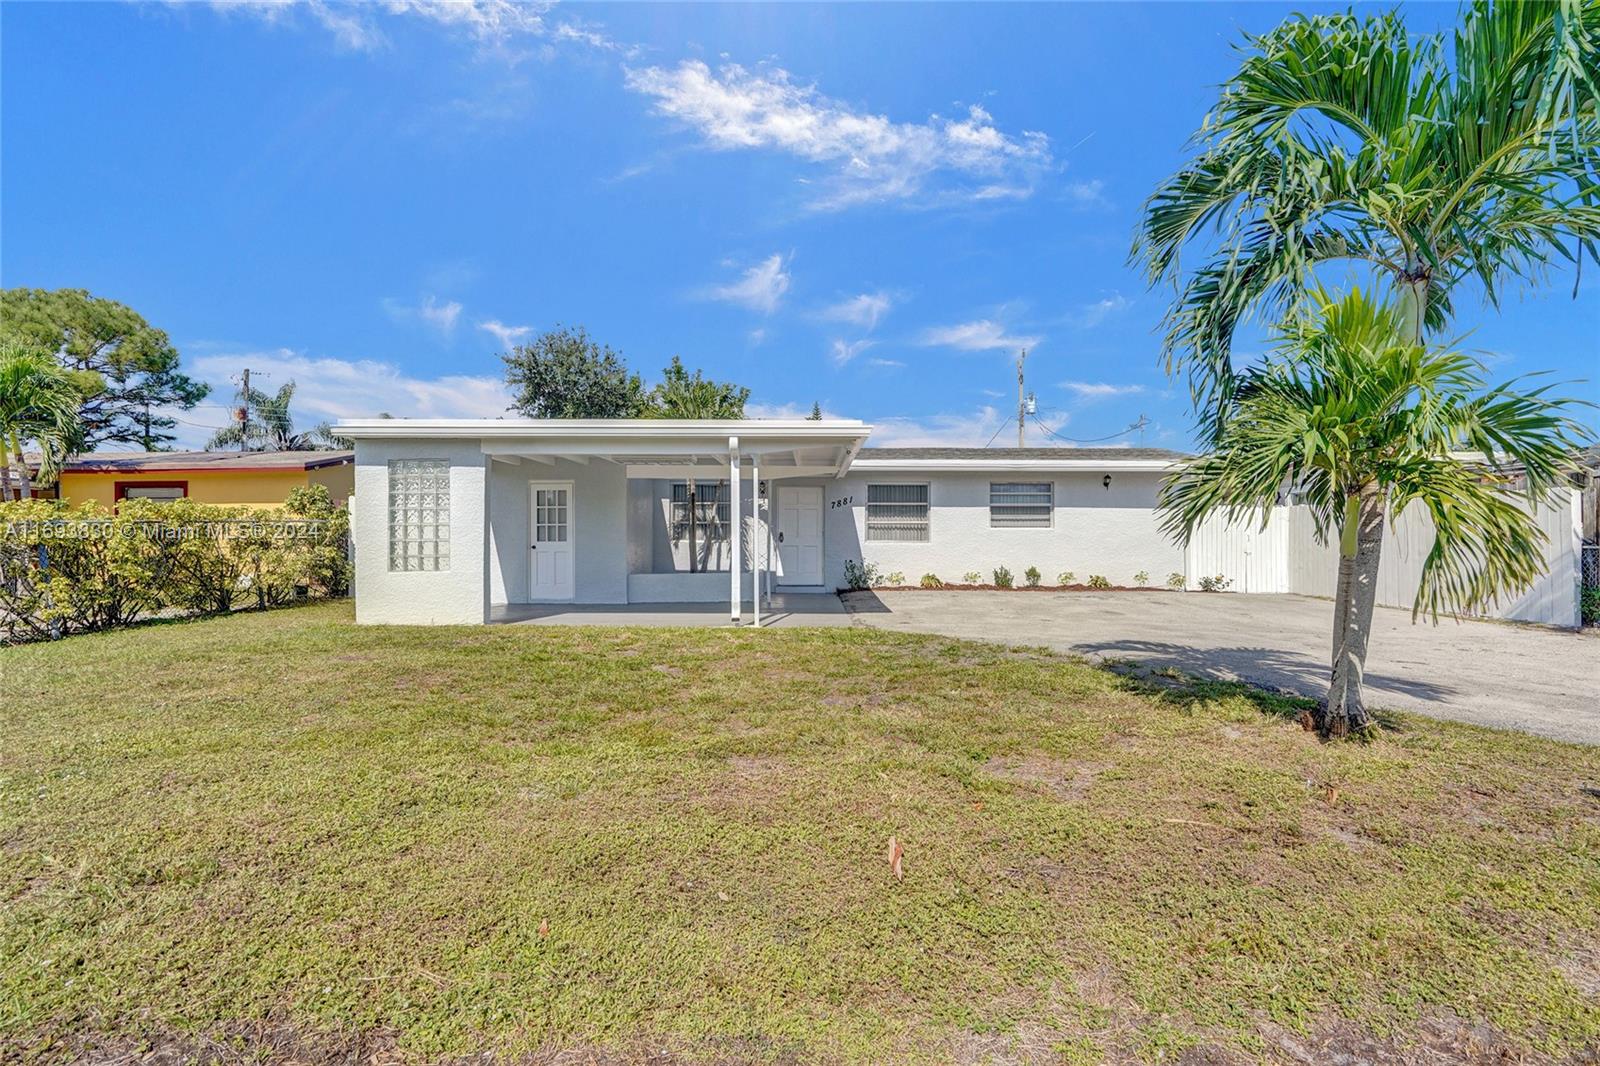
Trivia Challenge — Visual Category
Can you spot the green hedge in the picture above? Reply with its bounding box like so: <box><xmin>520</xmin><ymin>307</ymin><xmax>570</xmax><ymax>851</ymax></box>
<box><xmin>0</xmin><ymin>484</ymin><xmax>349</xmax><ymax>643</ymax></box>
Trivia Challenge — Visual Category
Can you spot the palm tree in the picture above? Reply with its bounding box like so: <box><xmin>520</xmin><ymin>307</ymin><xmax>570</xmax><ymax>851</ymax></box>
<box><xmin>1131</xmin><ymin>1</ymin><xmax>1600</xmax><ymax>443</ymax></box>
<box><xmin>206</xmin><ymin>380</ymin><xmax>347</xmax><ymax>451</ymax></box>
<box><xmin>0</xmin><ymin>343</ymin><xmax>98</xmax><ymax>501</ymax></box>
<box><xmin>644</xmin><ymin>356</ymin><xmax>751</xmax><ymax>420</ymax></box>
<box><xmin>1159</xmin><ymin>289</ymin><xmax>1590</xmax><ymax>736</ymax></box>
<box><xmin>642</xmin><ymin>356</ymin><xmax>751</xmax><ymax>572</ymax></box>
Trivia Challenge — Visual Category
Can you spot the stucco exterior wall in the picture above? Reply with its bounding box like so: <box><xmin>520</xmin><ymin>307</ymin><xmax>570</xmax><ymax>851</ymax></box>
<box><xmin>353</xmin><ymin>439</ymin><xmax>487</xmax><ymax>625</ymax></box>
<box><xmin>486</xmin><ymin>458</ymin><xmax>630</xmax><ymax>605</ymax></box>
<box><xmin>59</xmin><ymin>468</ymin><xmax>314</xmax><ymax>509</ymax></box>
<box><xmin>825</xmin><ymin>470</ymin><xmax>1182</xmax><ymax>588</ymax></box>
<box><xmin>307</xmin><ymin>462</ymin><xmax>355</xmax><ymax>506</ymax></box>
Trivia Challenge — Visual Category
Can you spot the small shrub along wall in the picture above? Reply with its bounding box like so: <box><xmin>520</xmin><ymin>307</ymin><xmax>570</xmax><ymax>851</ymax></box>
<box><xmin>0</xmin><ymin>485</ymin><xmax>350</xmax><ymax>644</ymax></box>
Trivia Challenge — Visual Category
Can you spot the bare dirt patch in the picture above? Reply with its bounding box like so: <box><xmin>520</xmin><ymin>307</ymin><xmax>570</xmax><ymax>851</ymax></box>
<box><xmin>983</xmin><ymin>755</ymin><xmax>1106</xmax><ymax>801</ymax></box>
<box><xmin>1257</xmin><ymin>1008</ymin><xmax>1572</xmax><ymax>1065</ymax></box>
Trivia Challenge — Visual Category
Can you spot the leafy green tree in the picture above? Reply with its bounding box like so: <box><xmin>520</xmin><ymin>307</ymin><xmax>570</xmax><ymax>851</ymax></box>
<box><xmin>1159</xmin><ymin>289</ymin><xmax>1590</xmax><ymax>736</ymax></box>
<box><xmin>1131</xmin><ymin>1</ymin><xmax>1600</xmax><ymax>442</ymax></box>
<box><xmin>0</xmin><ymin>343</ymin><xmax>101</xmax><ymax>501</ymax></box>
<box><xmin>0</xmin><ymin>288</ymin><xmax>209</xmax><ymax>450</ymax></box>
<box><xmin>808</xmin><ymin>402</ymin><xmax>823</xmax><ymax>420</ymax></box>
<box><xmin>206</xmin><ymin>380</ymin><xmax>344</xmax><ymax>451</ymax></box>
<box><xmin>643</xmin><ymin>356</ymin><xmax>751</xmax><ymax>419</ymax></box>
<box><xmin>503</xmin><ymin>326</ymin><xmax>646</xmax><ymax>418</ymax></box>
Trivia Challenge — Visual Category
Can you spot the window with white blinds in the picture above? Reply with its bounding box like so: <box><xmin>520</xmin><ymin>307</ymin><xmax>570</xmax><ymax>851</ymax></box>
<box><xmin>865</xmin><ymin>483</ymin><xmax>930</xmax><ymax>542</ymax></box>
<box><xmin>990</xmin><ymin>482</ymin><xmax>1053</xmax><ymax>528</ymax></box>
<box><xmin>670</xmin><ymin>481</ymin><xmax>730</xmax><ymax>542</ymax></box>
<box><xmin>388</xmin><ymin>459</ymin><xmax>450</xmax><ymax>571</ymax></box>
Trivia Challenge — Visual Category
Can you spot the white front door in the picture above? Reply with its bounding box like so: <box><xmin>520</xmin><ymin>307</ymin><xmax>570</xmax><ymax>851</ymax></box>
<box><xmin>777</xmin><ymin>485</ymin><xmax>823</xmax><ymax>586</ymax></box>
<box><xmin>529</xmin><ymin>482</ymin><xmax>575</xmax><ymax>600</ymax></box>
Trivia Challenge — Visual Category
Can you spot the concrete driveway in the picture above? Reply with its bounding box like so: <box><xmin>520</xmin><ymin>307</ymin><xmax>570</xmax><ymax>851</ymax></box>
<box><xmin>842</xmin><ymin>590</ymin><xmax>1600</xmax><ymax>744</ymax></box>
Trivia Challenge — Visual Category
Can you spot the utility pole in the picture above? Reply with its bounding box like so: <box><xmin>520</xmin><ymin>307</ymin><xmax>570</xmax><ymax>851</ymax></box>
<box><xmin>233</xmin><ymin>368</ymin><xmax>263</xmax><ymax>451</ymax></box>
<box><xmin>1016</xmin><ymin>348</ymin><xmax>1027</xmax><ymax>448</ymax></box>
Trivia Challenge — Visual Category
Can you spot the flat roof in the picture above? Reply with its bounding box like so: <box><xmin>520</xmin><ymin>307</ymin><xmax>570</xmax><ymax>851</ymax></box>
<box><xmin>334</xmin><ymin>418</ymin><xmax>874</xmax><ymax>479</ymax></box>
<box><xmin>334</xmin><ymin>417</ymin><xmax>870</xmax><ymax>440</ymax></box>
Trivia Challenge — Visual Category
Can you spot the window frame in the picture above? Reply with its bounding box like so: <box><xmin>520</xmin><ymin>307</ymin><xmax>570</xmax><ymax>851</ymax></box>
<box><xmin>387</xmin><ymin>458</ymin><xmax>451</xmax><ymax>573</ymax></box>
<box><xmin>669</xmin><ymin>480</ymin><xmax>732</xmax><ymax>543</ymax></box>
<box><xmin>114</xmin><ymin>480</ymin><xmax>188</xmax><ymax>502</ymax></box>
<box><xmin>989</xmin><ymin>481</ymin><xmax>1055</xmax><ymax>529</ymax></box>
<box><xmin>864</xmin><ymin>482</ymin><xmax>931</xmax><ymax>543</ymax></box>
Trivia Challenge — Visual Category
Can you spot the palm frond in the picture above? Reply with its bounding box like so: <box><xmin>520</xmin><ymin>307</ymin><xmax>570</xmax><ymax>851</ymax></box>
<box><xmin>1133</xmin><ymin>0</ymin><xmax>1600</xmax><ymax>436</ymax></box>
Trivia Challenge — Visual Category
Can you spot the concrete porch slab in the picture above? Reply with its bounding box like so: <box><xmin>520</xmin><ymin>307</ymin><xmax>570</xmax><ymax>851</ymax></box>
<box><xmin>490</xmin><ymin>592</ymin><xmax>851</xmax><ymax>628</ymax></box>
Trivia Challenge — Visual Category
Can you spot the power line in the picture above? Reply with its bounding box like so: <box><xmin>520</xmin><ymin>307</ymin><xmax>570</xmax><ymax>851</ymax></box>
<box><xmin>1030</xmin><ymin>412</ymin><xmax>1150</xmax><ymax>445</ymax></box>
<box><xmin>983</xmin><ymin>414</ymin><xmax>1015</xmax><ymax>449</ymax></box>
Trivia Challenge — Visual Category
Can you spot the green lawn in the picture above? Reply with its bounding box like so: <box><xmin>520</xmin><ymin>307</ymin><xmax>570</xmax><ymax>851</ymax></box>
<box><xmin>3</xmin><ymin>602</ymin><xmax>1598</xmax><ymax>1063</ymax></box>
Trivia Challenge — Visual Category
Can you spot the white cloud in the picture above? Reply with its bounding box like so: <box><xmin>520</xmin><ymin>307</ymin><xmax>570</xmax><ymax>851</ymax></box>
<box><xmin>190</xmin><ymin>348</ymin><xmax>511</xmax><ymax>426</ymax></box>
<box><xmin>1060</xmin><ymin>381</ymin><xmax>1145</xmax><ymax>398</ymax></box>
<box><xmin>866</xmin><ymin>357</ymin><xmax>904</xmax><ymax>369</ymax></box>
<box><xmin>479</xmin><ymin>319</ymin><xmax>533</xmax><ymax>347</ymax></box>
<box><xmin>869</xmin><ymin>405</ymin><xmax>1065</xmax><ymax>447</ymax></box>
<box><xmin>746</xmin><ymin>401</ymin><xmax>847</xmax><ymax>420</ymax></box>
<box><xmin>418</xmin><ymin>297</ymin><xmax>462</xmax><ymax>333</ymax></box>
<box><xmin>702</xmin><ymin>254</ymin><xmax>791</xmax><ymax>315</ymax></box>
<box><xmin>384</xmin><ymin>294</ymin><xmax>463</xmax><ymax>336</ymax></box>
<box><xmin>919</xmin><ymin>319</ymin><xmax>1041</xmax><ymax>352</ymax></box>
<box><xmin>1065</xmin><ymin>179</ymin><xmax>1106</xmax><ymax>204</ymax></box>
<box><xmin>1074</xmin><ymin>291</ymin><xmax>1132</xmax><ymax>328</ymax></box>
<box><xmin>820</xmin><ymin>291</ymin><xmax>893</xmax><ymax>331</ymax></box>
<box><xmin>624</xmin><ymin>60</ymin><xmax>1054</xmax><ymax>209</ymax></box>
<box><xmin>209</xmin><ymin>0</ymin><xmax>625</xmax><ymax>57</ymax></box>
<box><xmin>829</xmin><ymin>338</ymin><xmax>876</xmax><ymax>366</ymax></box>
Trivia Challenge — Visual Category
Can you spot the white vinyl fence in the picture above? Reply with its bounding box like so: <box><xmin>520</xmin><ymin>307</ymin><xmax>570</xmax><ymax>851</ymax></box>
<box><xmin>1185</xmin><ymin>488</ymin><xmax>1584</xmax><ymax>627</ymax></box>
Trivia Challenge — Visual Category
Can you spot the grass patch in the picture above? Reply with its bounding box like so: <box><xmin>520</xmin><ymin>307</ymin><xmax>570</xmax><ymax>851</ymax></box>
<box><xmin>3</xmin><ymin>601</ymin><xmax>1598</xmax><ymax>1062</ymax></box>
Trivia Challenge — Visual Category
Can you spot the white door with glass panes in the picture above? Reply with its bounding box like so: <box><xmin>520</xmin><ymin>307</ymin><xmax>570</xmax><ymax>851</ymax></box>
<box><xmin>777</xmin><ymin>485</ymin><xmax>823</xmax><ymax>585</ymax></box>
<box><xmin>529</xmin><ymin>482</ymin><xmax>574</xmax><ymax>600</ymax></box>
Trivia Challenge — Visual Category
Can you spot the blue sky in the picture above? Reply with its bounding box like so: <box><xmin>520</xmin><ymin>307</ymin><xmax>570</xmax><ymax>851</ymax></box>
<box><xmin>3</xmin><ymin>1</ymin><xmax>1595</xmax><ymax>450</ymax></box>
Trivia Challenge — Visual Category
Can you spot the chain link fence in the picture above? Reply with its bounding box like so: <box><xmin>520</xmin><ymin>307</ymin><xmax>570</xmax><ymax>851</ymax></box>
<box><xmin>1582</xmin><ymin>543</ymin><xmax>1599</xmax><ymax>627</ymax></box>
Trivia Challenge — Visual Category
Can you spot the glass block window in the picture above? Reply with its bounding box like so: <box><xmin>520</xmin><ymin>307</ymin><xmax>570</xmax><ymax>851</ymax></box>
<box><xmin>387</xmin><ymin>459</ymin><xmax>450</xmax><ymax>571</ymax></box>
<box><xmin>866</xmin><ymin>483</ymin><xmax>929</xmax><ymax>542</ymax></box>
<box><xmin>669</xmin><ymin>481</ymin><xmax>730</xmax><ymax>542</ymax></box>
<box><xmin>534</xmin><ymin>487</ymin><xmax>569</xmax><ymax>542</ymax></box>
<box><xmin>990</xmin><ymin>482</ymin><xmax>1053</xmax><ymax>528</ymax></box>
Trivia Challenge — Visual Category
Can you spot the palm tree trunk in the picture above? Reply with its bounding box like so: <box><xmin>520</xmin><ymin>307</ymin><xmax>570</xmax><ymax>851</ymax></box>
<box><xmin>1324</xmin><ymin>488</ymin><xmax>1385</xmax><ymax>737</ymax></box>
<box><xmin>1398</xmin><ymin>255</ymin><xmax>1430</xmax><ymax>346</ymax></box>
<box><xmin>11</xmin><ymin>433</ymin><xmax>34</xmax><ymax>501</ymax></box>
<box><xmin>0</xmin><ymin>452</ymin><xmax>12</xmax><ymax>502</ymax></box>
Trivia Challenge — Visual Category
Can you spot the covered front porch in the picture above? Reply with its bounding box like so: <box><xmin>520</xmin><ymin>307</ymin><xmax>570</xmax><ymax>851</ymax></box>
<box><xmin>489</xmin><ymin>592</ymin><xmax>852</xmax><ymax>627</ymax></box>
<box><xmin>343</xmin><ymin>418</ymin><xmax>870</xmax><ymax>626</ymax></box>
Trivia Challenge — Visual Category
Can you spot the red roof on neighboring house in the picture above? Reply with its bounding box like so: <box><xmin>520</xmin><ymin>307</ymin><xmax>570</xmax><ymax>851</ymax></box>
<box><xmin>22</xmin><ymin>450</ymin><xmax>353</xmax><ymax>475</ymax></box>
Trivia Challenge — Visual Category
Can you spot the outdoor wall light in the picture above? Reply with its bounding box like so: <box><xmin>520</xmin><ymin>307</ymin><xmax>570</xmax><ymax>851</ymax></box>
<box><xmin>1102</xmin><ymin>474</ymin><xmax>1113</xmax><ymax>490</ymax></box>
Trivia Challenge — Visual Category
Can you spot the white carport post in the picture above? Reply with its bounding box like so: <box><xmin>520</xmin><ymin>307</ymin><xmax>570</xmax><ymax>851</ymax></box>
<box><xmin>729</xmin><ymin>435</ymin><xmax>742</xmax><ymax>624</ymax></box>
<box><xmin>751</xmin><ymin>457</ymin><xmax>761</xmax><ymax>628</ymax></box>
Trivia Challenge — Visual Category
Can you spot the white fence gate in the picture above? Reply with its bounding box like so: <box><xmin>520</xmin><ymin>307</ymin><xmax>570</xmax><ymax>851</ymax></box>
<box><xmin>1185</xmin><ymin>508</ymin><xmax>1291</xmax><ymax>594</ymax></box>
<box><xmin>1186</xmin><ymin>489</ymin><xmax>1583</xmax><ymax>627</ymax></box>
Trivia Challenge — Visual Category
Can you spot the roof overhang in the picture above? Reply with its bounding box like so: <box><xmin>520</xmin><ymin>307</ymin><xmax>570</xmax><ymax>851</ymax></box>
<box><xmin>59</xmin><ymin>452</ymin><xmax>353</xmax><ymax>474</ymax></box>
<box><xmin>848</xmin><ymin>457</ymin><xmax>1180</xmax><ymax>473</ymax></box>
<box><xmin>336</xmin><ymin>418</ymin><xmax>875</xmax><ymax>479</ymax></box>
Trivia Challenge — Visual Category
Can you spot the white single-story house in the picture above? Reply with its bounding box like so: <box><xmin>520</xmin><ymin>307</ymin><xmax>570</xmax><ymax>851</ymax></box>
<box><xmin>340</xmin><ymin>417</ymin><xmax>1587</xmax><ymax>627</ymax></box>
<box><xmin>338</xmin><ymin>418</ymin><xmax>1188</xmax><ymax>625</ymax></box>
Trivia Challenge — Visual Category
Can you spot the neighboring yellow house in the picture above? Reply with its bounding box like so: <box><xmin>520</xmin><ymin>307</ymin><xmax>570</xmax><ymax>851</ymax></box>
<box><xmin>44</xmin><ymin>451</ymin><xmax>354</xmax><ymax>509</ymax></box>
